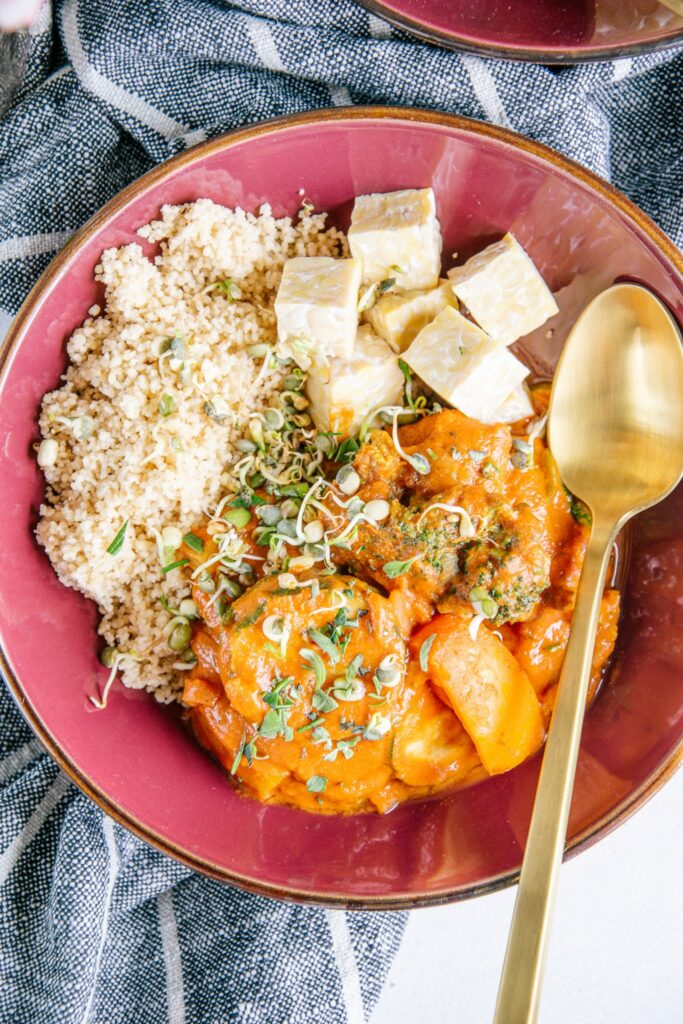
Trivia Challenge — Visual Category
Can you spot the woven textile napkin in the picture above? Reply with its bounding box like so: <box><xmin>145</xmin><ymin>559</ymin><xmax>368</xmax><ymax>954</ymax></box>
<box><xmin>0</xmin><ymin>3</ymin><xmax>681</xmax><ymax>1023</ymax></box>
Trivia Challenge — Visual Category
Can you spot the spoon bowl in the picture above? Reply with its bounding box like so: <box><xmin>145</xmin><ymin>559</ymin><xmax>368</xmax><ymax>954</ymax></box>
<box><xmin>549</xmin><ymin>283</ymin><xmax>683</xmax><ymax>524</ymax></box>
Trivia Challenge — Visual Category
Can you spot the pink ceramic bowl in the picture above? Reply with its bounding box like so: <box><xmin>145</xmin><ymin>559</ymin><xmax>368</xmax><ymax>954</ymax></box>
<box><xmin>359</xmin><ymin>0</ymin><xmax>683</xmax><ymax>63</ymax></box>
<box><xmin>1</xmin><ymin>108</ymin><xmax>682</xmax><ymax>908</ymax></box>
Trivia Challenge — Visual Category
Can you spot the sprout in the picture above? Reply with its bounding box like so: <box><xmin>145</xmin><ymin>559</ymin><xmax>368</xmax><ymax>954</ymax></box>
<box><xmin>304</xmin><ymin>520</ymin><xmax>324</xmax><ymax>543</ymax></box>
<box><xmin>90</xmin><ymin>648</ymin><xmax>143</xmax><ymax>710</ymax></box>
<box><xmin>333</xmin><ymin>678</ymin><xmax>366</xmax><ymax>702</ymax></box>
<box><xmin>375</xmin><ymin>654</ymin><xmax>402</xmax><ymax>688</ymax></box>
<box><xmin>288</xmin><ymin>555</ymin><xmax>315</xmax><ymax>572</ymax></box>
<box><xmin>363</xmin><ymin>499</ymin><xmax>390</xmax><ymax>523</ymax></box>
<box><xmin>335</xmin><ymin>465</ymin><xmax>360</xmax><ymax>495</ymax></box>
<box><xmin>363</xmin><ymin>712</ymin><xmax>391</xmax><ymax>740</ymax></box>
<box><xmin>263</xmin><ymin>407</ymin><xmax>285</xmax><ymax>430</ymax></box>
<box><xmin>470</xmin><ymin>586</ymin><xmax>498</xmax><ymax>620</ymax></box>
<box><xmin>197</xmin><ymin>571</ymin><xmax>216</xmax><ymax>594</ymax></box>
<box><xmin>204</xmin><ymin>396</ymin><xmax>231</xmax><ymax>423</ymax></box>
<box><xmin>469</xmin><ymin>614</ymin><xmax>486</xmax><ymax>641</ymax></box>
<box><xmin>169</xmin><ymin>622</ymin><xmax>192</xmax><ymax>652</ymax></box>
<box><xmin>417</xmin><ymin>503</ymin><xmax>476</xmax><ymax>537</ymax></box>
<box><xmin>263</xmin><ymin>614</ymin><xmax>287</xmax><ymax>643</ymax></box>
<box><xmin>391</xmin><ymin>410</ymin><xmax>430</xmax><ymax>476</ymax></box>
<box><xmin>52</xmin><ymin>414</ymin><xmax>95</xmax><ymax>440</ymax></box>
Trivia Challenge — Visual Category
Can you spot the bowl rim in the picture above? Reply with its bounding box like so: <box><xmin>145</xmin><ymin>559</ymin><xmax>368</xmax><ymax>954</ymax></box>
<box><xmin>1</xmin><ymin>105</ymin><xmax>681</xmax><ymax>909</ymax></box>
<box><xmin>356</xmin><ymin>0</ymin><xmax>683</xmax><ymax>64</ymax></box>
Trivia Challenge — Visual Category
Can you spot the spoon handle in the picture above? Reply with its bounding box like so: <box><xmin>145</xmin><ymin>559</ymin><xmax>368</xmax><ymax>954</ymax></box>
<box><xmin>493</xmin><ymin>520</ymin><xmax>617</xmax><ymax>1024</ymax></box>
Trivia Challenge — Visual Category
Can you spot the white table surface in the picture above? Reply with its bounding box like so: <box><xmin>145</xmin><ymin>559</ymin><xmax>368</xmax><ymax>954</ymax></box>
<box><xmin>371</xmin><ymin>769</ymin><xmax>683</xmax><ymax>1024</ymax></box>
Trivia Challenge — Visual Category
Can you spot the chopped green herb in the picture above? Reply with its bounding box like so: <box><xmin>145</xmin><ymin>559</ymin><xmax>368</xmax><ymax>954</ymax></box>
<box><xmin>543</xmin><ymin>642</ymin><xmax>562</xmax><ymax>653</ymax></box>
<box><xmin>230</xmin><ymin>732</ymin><xmax>246</xmax><ymax>774</ymax></box>
<box><xmin>209</xmin><ymin>278</ymin><xmax>240</xmax><ymax>300</ymax></box>
<box><xmin>236</xmin><ymin>602</ymin><xmax>265</xmax><ymax>630</ymax></box>
<box><xmin>158</xmin><ymin>393</ymin><xmax>175</xmax><ymax>417</ymax></box>
<box><xmin>335</xmin><ymin>437</ymin><xmax>360</xmax><ymax>464</ymax></box>
<box><xmin>377</xmin><ymin>277</ymin><xmax>396</xmax><ymax>295</ymax></box>
<box><xmin>345</xmin><ymin>654</ymin><xmax>364</xmax><ymax>683</ymax></box>
<box><xmin>308</xmin><ymin>628</ymin><xmax>340</xmax><ymax>664</ymax></box>
<box><xmin>468</xmin><ymin>449</ymin><xmax>486</xmax><ymax>463</ymax></box>
<box><xmin>225</xmin><ymin>508</ymin><xmax>251</xmax><ymax>529</ymax></box>
<box><xmin>297</xmin><ymin>716</ymin><xmax>324</xmax><ymax>734</ymax></box>
<box><xmin>419</xmin><ymin>633</ymin><xmax>436</xmax><ymax>672</ymax></box>
<box><xmin>383</xmin><ymin>554</ymin><xmax>422</xmax><ymax>579</ymax></box>
<box><xmin>306</xmin><ymin>775</ymin><xmax>328</xmax><ymax>793</ymax></box>
<box><xmin>183</xmin><ymin>532</ymin><xmax>204</xmax><ymax>554</ymax></box>
<box><xmin>312</xmin><ymin>688</ymin><xmax>338</xmax><ymax>713</ymax></box>
<box><xmin>263</xmin><ymin>641</ymin><xmax>284</xmax><ymax>659</ymax></box>
<box><xmin>337</xmin><ymin>737</ymin><xmax>360</xmax><ymax>759</ymax></box>
<box><xmin>259</xmin><ymin>709</ymin><xmax>284</xmax><ymax>739</ymax></box>
<box><xmin>301</xmin><ymin>648</ymin><xmax>326</xmax><ymax>687</ymax></box>
<box><xmin>277</xmin><ymin>482</ymin><xmax>310</xmax><ymax>498</ymax></box>
<box><xmin>569</xmin><ymin>495</ymin><xmax>593</xmax><ymax>527</ymax></box>
<box><xmin>161</xmin><ymin>558</ymin><xmax>190</xmax><ymax>575</ymax></box>
<box><xmin>398</xmin><ymin>358</ymin><xmax>416</xmax><ymax>410</ymax></box>
<box><xmin>311</xmin><ymin>725</ymin><xmax>332</xmax><ymax>748</ymax></box>
<box><xmin>230</xmin><ymin>490</ymin><xmax>266</xmax><ymax>509</ymax></box>
<box><xmin>106</xmin><ymin>520</ymin><xmax>129</xmax><ymax>555</ymax></box>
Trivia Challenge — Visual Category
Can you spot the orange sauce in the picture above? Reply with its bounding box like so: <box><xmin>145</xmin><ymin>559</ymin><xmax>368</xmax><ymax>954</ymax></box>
<box><xmin>182</xmin><ymin>392</ymin><xmax>620</xmax><ymax>814</ymax></box>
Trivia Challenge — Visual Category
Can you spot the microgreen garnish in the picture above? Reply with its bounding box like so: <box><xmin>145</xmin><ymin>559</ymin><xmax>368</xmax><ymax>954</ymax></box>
<box><xmin>363</xmin><ymin>712</ymin><xmax>391</xmax><ymax>741</ymax></box>
<box><xmin>231</xmin><ymin>732</ymin><xmax>247</xmax><ymax>775</ymax></box>
<box><xmin>208</xmin><ymin>278</ymin><xmax>241</xmax><ymax>301</ymax></box>
<box><xmin>297</xmin><ymin>716</ymin><xmax>324</xmax><ymax>733</ymax></box>
<box><xmin>311</xmin><ymin>725</ymin><xmax>332</xmax><ymax>749</ymax></box>
<box><xmin>236</xmin><ymin>602</ymin><xmax>266</xmax><ymax>630</ymax></box>
<box><xmin>183</xmin><ymin>532</ymin><xmax>204</xmax><ymax>554</ymax></box>
<box><xmin>106</xmin><ymin>520</ymin><xmax>128</xmax><ymax>555</ymax></box>
<box><xmin>230</xmin><ymin>490</ymin><xmax>265</xmax><ymax>510</ymax></box>
<box><xmin>419</xmin><ymin>634</ymin><xmax>436</xmax><ymax>672</ymax></box>
<box><xmin>335</xmin><ymin>437</ymin><xmax>360</xmax><ymax>464</ymax></box>
<box><xmin>306</xmin><ymin>775</ymin><xmax>328</xmax><ymax>793</ymax></box>
<box><xmin>262</xmin><ymin>676</ymin><xmax>296</xmax><ymax>710</ymax></box>
<box><xmin>308</xmin><ymin>628</ymin><xmax>340</xmax><ymax>664</ymax></box>
<box><xmin>225</xmin><ymin>508</ymin><xmax>251</xmax><ymax>529</ymax></box>
<box><xmin>259</xmin><ymin>709</ymin><xmax>286</xmax><ymax>739</ymax></box>
<box><xmin>567</xmin><ymin>492</ymin><xmax>592</xmax><ymax>527</ymax></box>
<box><xmin>377</xmin><ymin>276</ymin><xmax>396</xmax><ymax>295</ymax></box>
<box><xmin>312</xmin><ymin>688</ymin><xmax>338</xmax><ymax>713</ymax></box>
<box><xmin>158</xmin><ymin>393</ymin><xmax>175</xmax><ymax>417</ymax></box>
<box><xmin>383</xmin><ymin>553</ymin><xmax>423</xmax><ymax>579</ymax></box>
<box><xmin>300</xmin><ymin>648</ymin><xmax>326</xmax><ymax>687</ymax></box>
<box><xmin>470</xmin><ymin>586</ymin><xmax>498</xmax><ymax>619</ymax></box>
<box><xmin>161</xmin><ymin>558</ymin><xmax>190</xmax><ymax>575</ymax></box>
<box><xmin>345</xmin><ymin>654</ymin><xmax>364</xmax><ymax>682</ymax></box>
<box><xmin>398</xmin><ymin>358</ymin><xmax>416</xmax><ymax>410</ymax></box>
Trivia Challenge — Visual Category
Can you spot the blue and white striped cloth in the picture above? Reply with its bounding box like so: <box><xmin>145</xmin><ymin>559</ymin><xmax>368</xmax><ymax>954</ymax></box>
<box><xmin>0</xmin><ymin>2</ymin><xmax>681</xmax><ymax>1022</ymax></box>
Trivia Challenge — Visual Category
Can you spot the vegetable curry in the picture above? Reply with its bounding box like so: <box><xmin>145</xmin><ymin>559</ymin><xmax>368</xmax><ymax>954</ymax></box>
<box><xmin>182</xmin><ymin>388</ymin><xmax>619</xmax><ymax>814</ymax></box>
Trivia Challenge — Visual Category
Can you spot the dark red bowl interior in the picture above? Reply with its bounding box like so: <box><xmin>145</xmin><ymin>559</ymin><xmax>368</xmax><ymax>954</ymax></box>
<box><xmin>360</xmin><ymin>0</ymin><xmax>683</xmax><ymax>62</ymax></box>
<box><xmin>1</xmin><ymin>108</ymin><xmax>681</xmax><ymax>907</ymax></box>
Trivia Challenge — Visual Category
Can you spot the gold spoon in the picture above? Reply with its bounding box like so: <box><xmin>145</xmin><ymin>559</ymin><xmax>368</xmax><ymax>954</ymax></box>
<box><xmin>493</xmin><ymin>283</ymin><xmax>683</xmax><ymax>1024</ymax></box>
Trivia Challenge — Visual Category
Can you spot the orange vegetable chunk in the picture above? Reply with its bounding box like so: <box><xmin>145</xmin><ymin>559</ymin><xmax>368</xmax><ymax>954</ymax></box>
<box><xmin>412</xmin><ymin>614</ymin><xmax>544</xmax><ymax>775</ymax></box>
